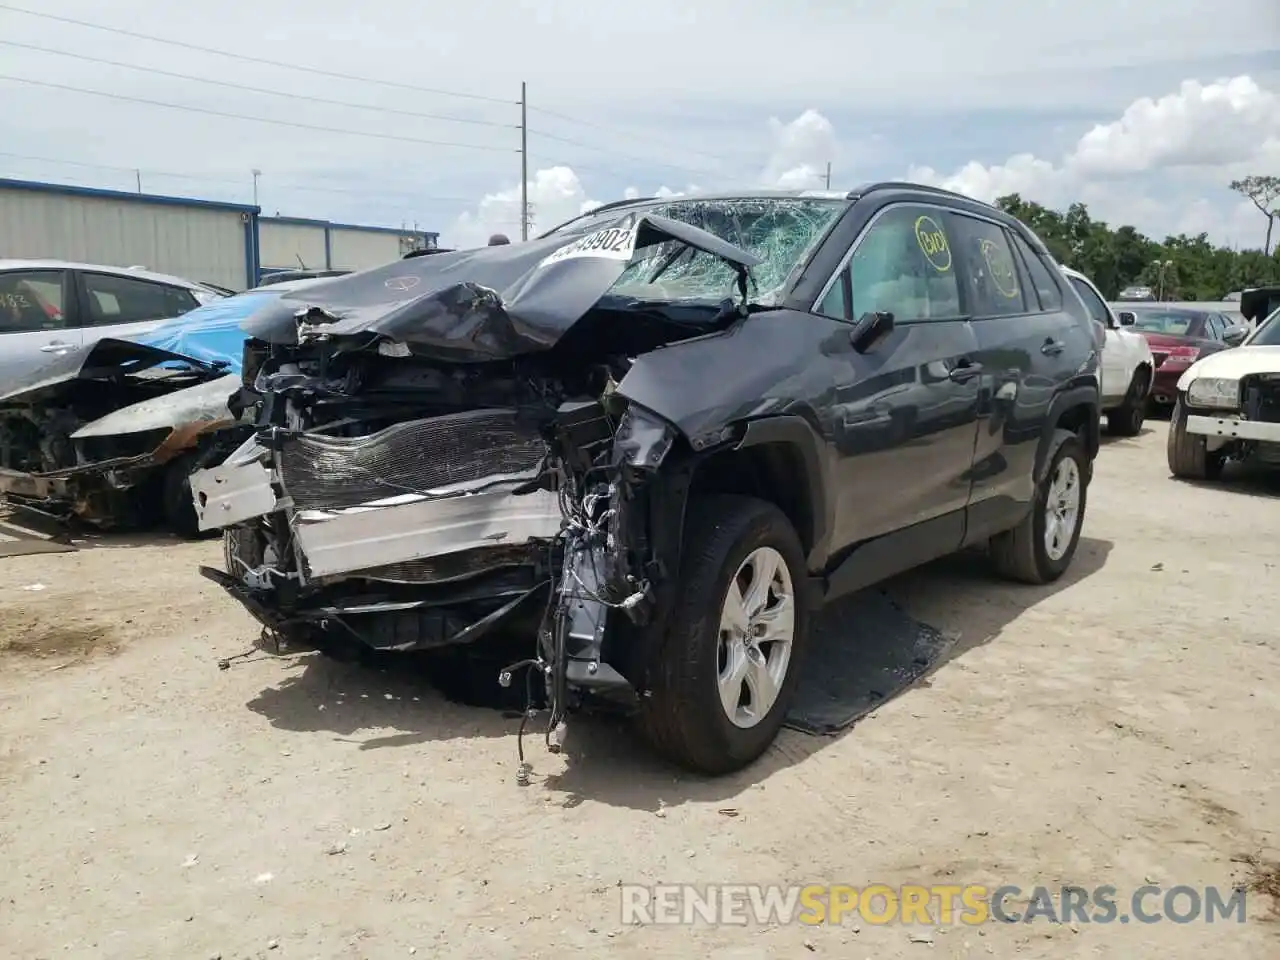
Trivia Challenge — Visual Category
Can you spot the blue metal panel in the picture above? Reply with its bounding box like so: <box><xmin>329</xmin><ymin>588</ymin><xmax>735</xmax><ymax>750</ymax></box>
<box><xmin>324</xmin><ymin>221</ymin><xmax>418</xmax><ymax>237</ymax></box>
<box><xmin>0</xmin><ymin>176</ymin><xmax>260</xmax><ymax>214</ymax></box>
<box><xmin>243</xmin><ymin>213</ymin><xmax>257</xmax><ymax>288</ymax></box>
<box><xmin>260</xmin><ymin>215</ymin><xmax>332</xmax><ymax>228</ymax></box>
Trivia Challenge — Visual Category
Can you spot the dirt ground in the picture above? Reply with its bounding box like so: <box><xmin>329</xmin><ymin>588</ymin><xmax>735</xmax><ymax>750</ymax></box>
<box><xmin>2</xmin><ymin>420</ymin><xmax>1278</xmax><ymax>960</ymax></box>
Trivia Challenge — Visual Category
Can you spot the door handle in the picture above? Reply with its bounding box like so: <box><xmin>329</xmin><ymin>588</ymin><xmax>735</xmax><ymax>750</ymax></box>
<box><xmin>40</xmin><ymin>342</ymin><xmax>70</xmax><ymax>353</ymax></box>
<box><xmin>1041</xmin><ymin>338</ymin><xmax>1064</xmax><ymax>356</ymax></box>
<box><xmin>948</xmin><ymin>361</ymin><xmax>983</xmax><ymax>383</ymax></box>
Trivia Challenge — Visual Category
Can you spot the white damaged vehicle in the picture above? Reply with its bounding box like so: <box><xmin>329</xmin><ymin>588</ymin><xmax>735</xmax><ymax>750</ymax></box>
<box><xmin>1168</xmin><ymin>305</ymin><xmax>1280</xmax><ymax>480</ymax></box>
<box><xmin>1059</xmin><ymin>266</ymin><xmax>1154</xmax><ymax>436</ymax></box>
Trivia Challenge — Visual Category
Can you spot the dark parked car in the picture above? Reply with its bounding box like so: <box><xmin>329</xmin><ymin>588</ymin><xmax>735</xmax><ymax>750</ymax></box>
<box><xmin>190</xmin><ymin>184</ymin><xmax>1101</xmax><ymax>774</ymax></box>
<box><xmin>1109</xmin><ymin>304</ymin><xmax>1250</xmax><ymax>408</ymax></box>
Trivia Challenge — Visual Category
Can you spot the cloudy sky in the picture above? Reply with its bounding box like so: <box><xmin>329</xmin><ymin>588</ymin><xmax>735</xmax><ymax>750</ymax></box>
<box><xmin>2</xmin><ymin>0</ymin><xmax>1278</xmax><ymax>249</ymax></box>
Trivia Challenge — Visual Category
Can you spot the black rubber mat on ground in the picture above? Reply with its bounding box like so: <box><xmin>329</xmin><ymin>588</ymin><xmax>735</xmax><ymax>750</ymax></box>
<box><xmin>0</xmin><ymin>518</ymin><xmax>77</xmax><ymax>559</ymax></box>
<box><xmin>784</xmin><ymin>589</ymin><xmax>953</xmax><ymax>735</ymax></box>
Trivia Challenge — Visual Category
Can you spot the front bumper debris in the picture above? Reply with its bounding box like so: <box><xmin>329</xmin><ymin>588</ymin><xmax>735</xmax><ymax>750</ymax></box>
<box><xmin>1186</xmin><ymin>415</ymin><xmax>1280</xmax><ymax>443</ymax></box>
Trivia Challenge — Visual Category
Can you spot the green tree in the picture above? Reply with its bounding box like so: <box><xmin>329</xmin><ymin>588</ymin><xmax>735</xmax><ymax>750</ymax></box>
<box><xmin>1229</xmin><ymin>175</ymin><xmax>1280</xmax><ymax>256</ymax></box>
<box><xmin>996</xmin><ymin>194</ymin><xmax>1280</xmax><ymax>300</ymax></box>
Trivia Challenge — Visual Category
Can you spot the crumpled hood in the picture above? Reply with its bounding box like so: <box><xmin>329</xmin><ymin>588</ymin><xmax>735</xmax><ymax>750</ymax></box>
<box><xmin>1177</xmin><ymin>344</ymin><xmax>1280</xmax><ymax>389</ymax></box>
<box><xmin>0</xmin><ymin>338</ymin><xmax>226</xmax><ymax>405</ymax></box>
<box><xmin>241</xmin><ymin>211</ymin><xmax>762</xmax><ymax>362</ymax></box>
<box><xmin>71</xmin><ymin>373</ymin><xmax>242</xmax><ymax>439</ymax></box>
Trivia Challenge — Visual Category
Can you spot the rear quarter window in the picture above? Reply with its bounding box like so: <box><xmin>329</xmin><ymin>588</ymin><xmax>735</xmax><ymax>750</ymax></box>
<box><xmin>1008</xmin><ymin>233</ymin><xmax>1063</xmax><ymax>311</ymax></box>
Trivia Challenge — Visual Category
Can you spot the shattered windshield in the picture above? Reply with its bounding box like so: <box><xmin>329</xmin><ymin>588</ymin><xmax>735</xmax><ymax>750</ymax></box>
<box><xmin>573</xmin><ymin>198</ymin><xmax>846</xmax><ymax>306</ymax></box>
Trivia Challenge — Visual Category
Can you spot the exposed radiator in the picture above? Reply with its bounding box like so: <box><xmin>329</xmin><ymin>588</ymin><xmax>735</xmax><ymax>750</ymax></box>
<box><xmin>278</xmin><ymin>408</ymin><xmax>547</xmax><ymax>510</ymax></box>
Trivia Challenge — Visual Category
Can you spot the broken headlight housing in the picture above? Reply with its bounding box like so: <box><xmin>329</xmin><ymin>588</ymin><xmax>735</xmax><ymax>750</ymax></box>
<box><xmin>613</xmin><ymin>403</ymin><xmax>676</xmax><ymax>470</ymax></box>
<box><xmin>1187</xmin><ymin>377</ymin><xmax>1240</xmax><ymax>409</ymax></box>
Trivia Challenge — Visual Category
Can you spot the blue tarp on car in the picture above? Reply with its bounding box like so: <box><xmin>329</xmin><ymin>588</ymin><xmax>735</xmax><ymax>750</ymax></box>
<box><xmin>127</xmin><ymin>288</ymin><xmax>289</xmax><ymax>372</ymax></box>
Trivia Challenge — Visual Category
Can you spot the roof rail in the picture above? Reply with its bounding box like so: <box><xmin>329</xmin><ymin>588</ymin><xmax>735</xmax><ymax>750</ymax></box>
<box><xmin>845</xmin><ymin>180</ymin><xmax>996</xmax><ymax>208</ymax></box>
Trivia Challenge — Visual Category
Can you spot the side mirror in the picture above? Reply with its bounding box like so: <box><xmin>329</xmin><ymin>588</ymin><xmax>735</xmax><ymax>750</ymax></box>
<box><xmin>1223</xmin><ymin>324</ymin><xmax>1248</xmax><ymax>347</ymax></box>
<box><xmin>849</xmin><ymin>311</ymin><xmax>895</xmax><ymax>353</ymax></box>
<box><xmin>1118</xmin><ymin>311</ymin><xmax>1136</xmax><ymax>326</ymax></box>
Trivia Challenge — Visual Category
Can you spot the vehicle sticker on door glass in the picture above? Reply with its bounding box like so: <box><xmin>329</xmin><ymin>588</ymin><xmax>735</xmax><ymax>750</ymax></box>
<box><xmin>914</xmin><ymin>215</ymin><xmax>951</xmax><ymax>272</ymax></box>
<box><xmin>979</xmin><ymin>238</ymin><xmax>1020</xmax><ymax>299</ymax></box>
<box><xmin>538</xmin><ymin>220</ymin><xmax>640</xmax><ymax>269</ymax></box>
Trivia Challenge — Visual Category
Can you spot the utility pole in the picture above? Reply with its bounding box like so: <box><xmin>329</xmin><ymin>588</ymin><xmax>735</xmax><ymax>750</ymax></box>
<box><xmin>251</xmin><ymin>168</ymin><xmax>261</xmax><ymax>207</ymax></box>
<box><xmin>135</xmin><ymin>170</ymin><xmax>142</xmax><ymax>193</ymax></box>
<box><xmin>520</xmin><ymin>81</ymin><xmax>529</xmax><ymax>241</ymax></box>
<box><xmin>824</xmin><ymin>162</ymin><xmax>831</xmax><ymax>190</ymax></box>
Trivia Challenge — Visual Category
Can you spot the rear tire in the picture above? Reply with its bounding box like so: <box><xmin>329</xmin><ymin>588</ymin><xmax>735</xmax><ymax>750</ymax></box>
<box><xmin>1106</xmin><ymin>367</ymin><xmax>1149</xmax><ymax>437</ymax></box>
<box><xmin>162</xmin><ymin>457</ymin><xmax>214</xmax><ymax>539</ymax></box>
<box><xmin>990</xmin><ymin>430</ymin><xmax>1088</xmax><ymax>585</ymax></box>
<box><xmin>1167</xmin><ymin>395</ymin><xmax>1225</xmax><ymax>480</ymax></box>
<box><xmin>639</xmin><ymin>495</ymin><xmax>809</xmax><ymax>775</ymax></box>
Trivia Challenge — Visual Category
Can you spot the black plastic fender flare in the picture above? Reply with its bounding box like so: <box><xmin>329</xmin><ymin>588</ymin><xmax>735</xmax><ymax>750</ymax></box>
<box><xmin>732</xmin><ymin>414</ymin><xmax>835</xmax><ymax>572</ymax></box>
<box><xmin>1035</xmin><ymin>385</ymin><xmax>1100</xmax><ymax>485</ymax></box>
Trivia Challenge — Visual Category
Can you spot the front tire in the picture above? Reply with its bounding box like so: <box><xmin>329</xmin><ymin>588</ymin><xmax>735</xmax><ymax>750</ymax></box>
<box><xmin>639</xmin><ymin>495</ymin><xmax>809</xmax><ymax>775</ymax></box>
<box><xmin>1167</xmin><ymin>395</ymin><xmax>1225</xmax><ymax>481</ymax></box>
<box><xmin>990</xmin><ymin>430</ymin><xmax>1088</xmax><ymax>585</ymax></box>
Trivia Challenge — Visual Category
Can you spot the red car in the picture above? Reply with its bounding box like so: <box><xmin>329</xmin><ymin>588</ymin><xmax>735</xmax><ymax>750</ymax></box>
<box><xmin>1110</xmin><ymin>304</ymin><xmax>1249</xmax><ymax>409</ymax></box>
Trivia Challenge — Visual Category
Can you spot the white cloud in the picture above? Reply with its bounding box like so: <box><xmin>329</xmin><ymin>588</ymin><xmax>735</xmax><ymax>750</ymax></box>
<box><xmin>444</xmin><ymin>110</ymin><xmax>834</xmax><ymax>245</ymax></box>
<box><xmin>1067</xmin><ymin>76</ymin><xmax>1280</xmax><ymax>176</ymax></box>
<box><xmin>448</xmin><ymin>165</ymin><xmax>601</xmax><ymax>248</ymax></box>
<box><xmin>761</xmin><ymin>109</ymin><xmax>837</xmax><ymax>189</ymax></box>
<box><xmin>908</xmin><ymin>74</ymin><xmax>1280</xmax><ymax>244</ymax></box>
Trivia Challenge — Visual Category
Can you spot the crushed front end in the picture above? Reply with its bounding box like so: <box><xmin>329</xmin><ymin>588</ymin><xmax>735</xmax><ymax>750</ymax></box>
<box><xmin>0</xmin><ymin>340</ymin><xmax>243</xmax><ymax>528</ymax></box>
<box><xmin>194</xmin><ymin>334</ymin><xmax>683</xmax><ymax>737</ymax></box>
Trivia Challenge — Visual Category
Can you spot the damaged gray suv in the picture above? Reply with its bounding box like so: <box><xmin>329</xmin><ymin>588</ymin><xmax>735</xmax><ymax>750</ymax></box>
<box><xmin>191</xmin><ymin>184</ymin><xmax>1100</xmax><ymax>774</ymax></box>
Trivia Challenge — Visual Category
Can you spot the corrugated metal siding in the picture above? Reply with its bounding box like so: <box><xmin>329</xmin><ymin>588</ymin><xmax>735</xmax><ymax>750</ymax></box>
<box><xmin>0</xmin><ymin>187</ymin><xmax>249</xmax><ymax>290</ymax></box>
<box><xmin>259</xmin><ymin>220</ymin><xmax>328</xmax><ymax>273</ymax></box>
<box><xmin>328</xmin><ymin>228</ymin><xmax>406</xmax><ymax>271</ymax></box>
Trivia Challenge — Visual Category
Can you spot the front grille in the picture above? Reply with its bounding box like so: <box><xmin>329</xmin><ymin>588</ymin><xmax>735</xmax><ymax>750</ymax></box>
<box><xmin>279</xmin><ymin>408</ymin><xmax>546</xmax><ymax>510</ymax></box>
<box><xmin>1242</xmin><ymin>375</ymin><xmax>1280</xmax><ymax>425</ymax></box>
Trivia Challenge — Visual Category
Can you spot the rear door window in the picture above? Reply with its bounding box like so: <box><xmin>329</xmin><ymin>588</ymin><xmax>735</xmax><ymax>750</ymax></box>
<box><xmin>0</xmin><ymin>270</ymin><xmax>69</xmax><ymax>333</ymax></box>
<box><xmin>947</xmin><ymin>214</ymin><xmax>1027</xmax><ymax>317</ymax></box>
<box><xmin>81</xmin><ymin>273</ymin><xmax>199</xmax><ymax>326</ymax></box>
<box><xmin>1008</xmin><ymin>233</ymin><xmax>1064</xmax><ymax>311</ymax></box>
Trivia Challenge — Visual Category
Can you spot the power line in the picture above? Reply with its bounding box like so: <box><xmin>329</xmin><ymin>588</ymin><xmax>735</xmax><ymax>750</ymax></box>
<box><xmin>0</xmin><ymin>150</ymin><xmax>475</xmax><ymax>203</ymax></box>
<box><xmin>0</xmin><ymin>75</ymin><xmax>519</xmax><ymax>153</ymax></box>
<box><xmin>527</xmin><ymin>127</ymin><xmax>721</xmax><ymax>178</ymax></box>
<box><xmin>0</xmin><ymin>3</ymin><xmax>516</xmax><ymax>106</ymax></box>
<box><xmin>8</xmin><ymin>37</ymin><xmax>720</xmax><ymax>180</ymax></box>
<box><xmin>0</xmin><ymin>40</ymin><xmax>518</xmax><ymax>132</ymax></box>
<box><xmin>527</xmin><ymin>103</ymin><xmax>756</xmax><ymax>168</ymax></box>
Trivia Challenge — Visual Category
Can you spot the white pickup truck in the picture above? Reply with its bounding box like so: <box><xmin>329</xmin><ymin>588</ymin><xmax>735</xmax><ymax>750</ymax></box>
<box><xmin>1168</xmin><ymin>304</ymin><xmax>1280</xmax><ymax>480</ymax></box>
<box><xmin>1060</xmin><ymin>265</ymin><xmax>1155</xmax><ymax>436</ymax></box>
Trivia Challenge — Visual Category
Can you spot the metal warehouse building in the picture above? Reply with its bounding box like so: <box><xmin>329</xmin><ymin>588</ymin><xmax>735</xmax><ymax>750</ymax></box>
<box><xmin>0</xmin><ymin>177</ymin><xmax>439</xmax><ymax>291</ymax></box>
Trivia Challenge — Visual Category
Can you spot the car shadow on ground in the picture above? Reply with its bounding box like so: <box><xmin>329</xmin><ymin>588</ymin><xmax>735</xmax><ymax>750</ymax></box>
<box><xmin>536</xmin><ymin>536</ymin><xmax>1113</xmax><ymax>810</ymax></box>
<box><xmin>1099</xmin><ymin>425</ymin><xmax>1156</xmax><ymax>446</ymax></box>
<box><xmin>243</xmin><ymin>644</ymin><xmax>528</xmax><ymax>749</ymax></box>
<box><xmin>1170</xmin><ymin>461</ymin><xmax>1280</xmax><ymax>500</ymax></box>
<box><xmin>0</xmin><ymin>506</ymin><xmax>213</xmax><ymax>554</ymax></box>
<box><xmin>237</xmin><ymin>533</ymin><xmax>1113</xmax><ymax>810</ymax></box>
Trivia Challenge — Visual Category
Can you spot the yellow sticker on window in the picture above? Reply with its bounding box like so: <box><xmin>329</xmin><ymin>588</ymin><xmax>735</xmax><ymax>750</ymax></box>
<box><xmin>979</xmin><ymin>238</ymin><xmax>1020</xmax><ymax>299</ymax></box>
<box><xmin>914</xmin><ymin>216</ymin><xmax>951</xmax><ymax>272</ymax></box>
